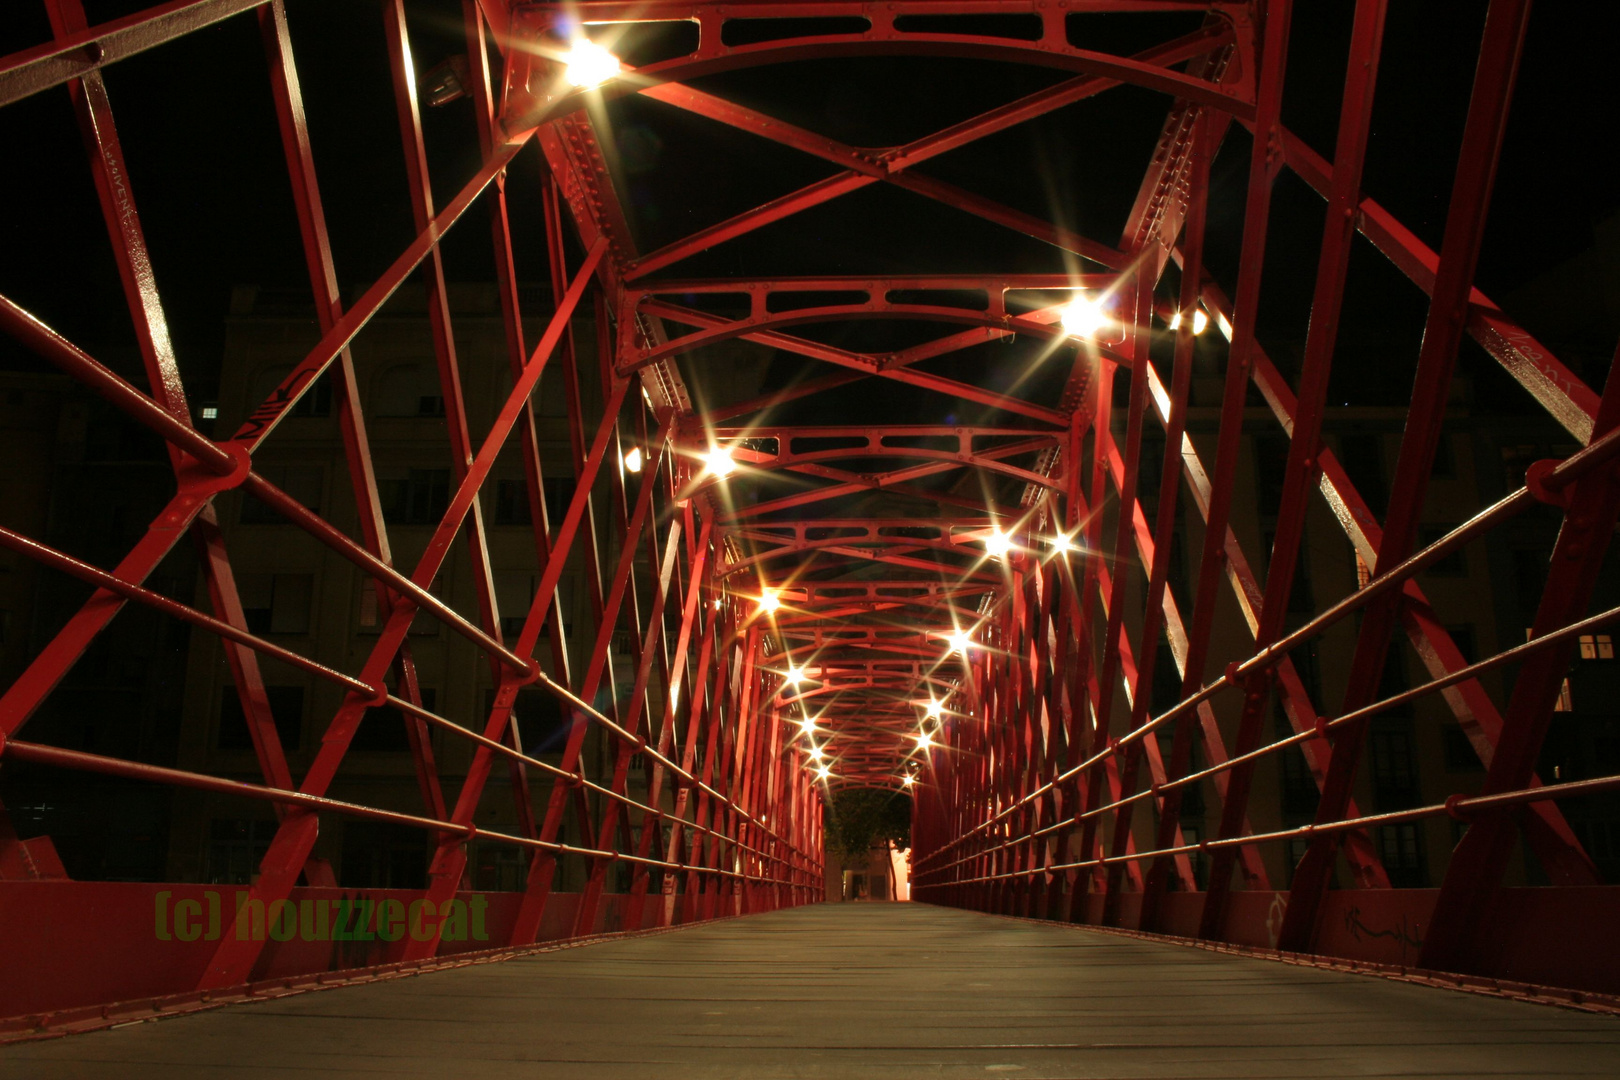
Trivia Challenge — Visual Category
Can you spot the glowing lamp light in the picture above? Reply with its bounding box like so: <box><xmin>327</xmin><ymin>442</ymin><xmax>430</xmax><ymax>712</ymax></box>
<box><xmin>799</xmin><ymin>716</ymin><xmax>817</xmax><ymax>736</ymax></box>
<box><xmin>816</xmin><ymin>765</ymin><xmax>831</xmax><ymax>781</ymax></box>
<box><xmin>1052</xmin><ymin>532</ymin><xmax>1078</xmax><ymax>554</ymax></box>
<box><xmin>809</xmin><ymin>745</ymin><xmax>825</xmax><ymax>762</ymax></box>
<box><xmin>947</xmin><ymin>630</ymin><xmax>973</xmax><ymax>655</ymax></box>
<box><xmin>756</xmin><ymin>588</ymin><xmax>781</xmax><ymax>614</ymax></box>
<box><xmin>786</xmin><ymin>666</ymin><xmax>805</xmax><ymax>685</ymax></box>
<box><xmin>984</xmin><ymin>529</ymin><xmax>1013</xmax><ymax>559</ymax></box>
<box><xmin>704</xmin><ymin>445</ymin><xmax>736</xmax><ymax>478</ymax></box>
<box><xmin>916</xmin><ymin>732</ymin><xmax>933</xmax><ymax>750</ymax></box>
<box><xmin>1060</xmin><ymin>297</ymin><xmax>1105</xmax><ymax>338</ymax></box>
<box><xmin>622</xmin><ymin>446</ymin><xmax>643</xmax><ymax>473</ymax></box>
<box><xmin>925</xmin><ymin>699</ymin><xmax>943</xmax><ymax>720</ymax></box>
<box><xmin>1169</xmin><ymin>308</ymin><xmax>1210</xmax><ymax>335</ymax></box>
<box><xmin>562</xmin><ymin>37</ymin><xmax>620</xmax><ymax>88</ymax></box>
<box><xmin>902</xmin><ymin>774</ymin><xmax>916</xmax><ymax>788</ymax></box>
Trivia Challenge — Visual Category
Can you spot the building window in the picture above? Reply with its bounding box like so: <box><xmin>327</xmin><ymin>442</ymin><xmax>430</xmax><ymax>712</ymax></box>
<box><xmin>218</xmin><ymin>685</ymin><xmax>304</xmax><ymax>751</ymax></box>
<box><xmin>1579</xmin><ymin>634</ymin><xmax>1614</xmax><ymax>660</ymax></box>
<box><xmin>1377</xmin><ymin>823</ymin><xmax>1426</xmax><ymax>887</ymax></box>
<box><xmin>240</xmin><ymin>464</ymin><xmax>323</xmax><ymax>524</ymax></box>
<box><xmin>1369</xmin><ymin>727</ymin><xmax>1419</xmax><ymax>810</ymax></box>
<box><xmin>484</xmin><ymin>686</ymin><xmax>571</xmax><ymax>754</ymax></box>
<box><xmin>495</xmin><ymin>477</ymin><xmax>531</xmax><ymax>525</ymax></box>
<box><xmin>471</xmin><ymin>843</ymin><xmax>527</xmax><ymax>892</ymax></box>
<box><xmin>1276</xmin><ymin>708</ymin><xmax>1320</xmax><ymax>816</ymax></box>
<box><xmin>1442</xmin><ymin>726</ymin><xmax>1484</xmax><ymax>772</ymax></box>
<box><xmin>545</xmin><ymin>476</ymin><xmax>577</xmax><ymax>526</ymax></box>
<box><xmin>1376</xmin><ymin>650</ymin><xmax>1410</xmax><ymax>715</ymax></box>
<box><xmin>374</xmin><ymin>364</ymin><xmax>445</xmax><ymax>418</ymax></box>
<box><xmin>207</xmin><ymin>819</ymin><xmax>277</xmax><ymax>884</ymax></box>
<box><xmin>1555</xmin><ymin>677</ymin><xmax>1573</xmax><ymax>713</ymax></box>
<box><xmin>379</xmin><ymin>468</ymin><xmax>450</xmax><ymax>525</ymax></box>
<box><xmin>1355</xmin><ymin>550</ymin><xmax>1373</xmax><ymax>589</ymax></box>
<box><xmin>355</xmin><ymin>688</ymin><xmax>436</xmax><ymax>752</ymax></box>
<box><xmin>496</xmin><ymin>571</ymin><xmax>534</xmax><ymax>638</ymax></box>
<box><xmin>238</xmin><ymin>573</ymin><xmax>313</xmax><ymax>635</ymax></box>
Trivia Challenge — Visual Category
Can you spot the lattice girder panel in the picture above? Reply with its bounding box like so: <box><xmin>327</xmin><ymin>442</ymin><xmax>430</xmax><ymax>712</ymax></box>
<box><xmin>1</xmin><ymin>0</ymin><xmax>1619</xmax><ymax>1033</ymax></box>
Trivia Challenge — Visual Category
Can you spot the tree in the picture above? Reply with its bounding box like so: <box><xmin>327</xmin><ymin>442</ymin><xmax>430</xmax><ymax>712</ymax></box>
<box><xmin>824</xmin><ymin>787</ymin><xmax>912</xmax><ymax>861</ymax></box>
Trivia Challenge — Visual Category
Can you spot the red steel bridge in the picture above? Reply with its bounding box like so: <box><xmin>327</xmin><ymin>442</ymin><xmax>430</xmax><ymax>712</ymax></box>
<box><xmin>2</xmin><ymin>0</ymin><xmax>1620</xmax><ymax>1074</ymax></box>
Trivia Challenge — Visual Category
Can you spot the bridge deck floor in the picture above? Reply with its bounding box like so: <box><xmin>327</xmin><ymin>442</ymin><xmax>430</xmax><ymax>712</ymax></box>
<box><xmin>4</xmin><ymin>902</ymin><xmax>1618</xmax><ymax>1078</ymax></box>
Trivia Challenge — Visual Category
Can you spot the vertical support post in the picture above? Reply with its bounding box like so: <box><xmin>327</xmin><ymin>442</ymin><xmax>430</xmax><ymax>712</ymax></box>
<box><xmin>1278</xmin><ymin>0</ymin><xmax>1534</xmax><ymax>953</ymax></box>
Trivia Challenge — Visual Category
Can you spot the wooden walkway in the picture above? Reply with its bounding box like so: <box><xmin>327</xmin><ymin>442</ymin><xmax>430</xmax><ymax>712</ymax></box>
<box><xmin>4</xmin><ymin>903</ymin><xmax>1618</xmax><ymax>1078</ymax></box>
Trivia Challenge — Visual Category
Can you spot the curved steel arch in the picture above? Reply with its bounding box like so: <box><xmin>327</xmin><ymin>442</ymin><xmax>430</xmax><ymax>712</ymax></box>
<box><xmin>505</xmin><ymin>3</ymin><xmax>1254</xmax><ymax>128</ymax></box>
<box><xmin>686</xmin><ymin>434</ymin><xmax>1066</xmax><ymax>495</ymax></box>
<box><xmin>621</xmin><ymin>300</ymin><xmax>1127</xmax><ymax>373</ymax></box>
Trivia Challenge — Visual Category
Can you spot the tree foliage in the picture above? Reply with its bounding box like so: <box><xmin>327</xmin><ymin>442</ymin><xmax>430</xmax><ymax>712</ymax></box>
<box><xmin>824</xmin><ymin>787</ymin><xmax>912</xmax><ymax>861</ymax></box>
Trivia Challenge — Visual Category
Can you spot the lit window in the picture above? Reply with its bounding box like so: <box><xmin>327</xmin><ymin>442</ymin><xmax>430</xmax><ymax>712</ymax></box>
<box><xmin>1579</xmin><ymin>634</ymin><xmax>1614</xmax><ymax>660</ymax></box>
<box><xmin>1555</xmin><ymin>678</ymin><xmax>1573</xmax><ymax>713</ymax></box>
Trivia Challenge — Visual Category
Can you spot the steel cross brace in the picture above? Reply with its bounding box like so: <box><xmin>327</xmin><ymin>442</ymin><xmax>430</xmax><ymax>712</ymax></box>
<box><xmin>1276</xmin><ymin>0</ymin><xmax>1536</xmax><ymax>955</ymax></box>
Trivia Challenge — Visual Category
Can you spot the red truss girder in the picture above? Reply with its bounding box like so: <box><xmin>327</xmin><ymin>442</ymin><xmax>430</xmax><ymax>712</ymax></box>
<box><xmin>0</xmin><ymin>0</ymin><xmax>1617</xmax><ymax>1029</ymax></box>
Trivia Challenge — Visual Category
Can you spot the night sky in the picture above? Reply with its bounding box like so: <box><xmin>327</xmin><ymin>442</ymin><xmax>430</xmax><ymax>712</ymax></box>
<box><xmin>1</xmin><ymin>1</ymin><xmax>1617</xmax><ymax>422</ymax></box>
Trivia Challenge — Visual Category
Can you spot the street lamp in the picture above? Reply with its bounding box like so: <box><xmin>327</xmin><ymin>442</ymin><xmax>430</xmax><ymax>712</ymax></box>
<box><xmin>1060</xmin><ymin>297</ymin><xmax>1105</xmax><ymax>338</ymax></box>
<box><xmin>562</xmin><ymin>37</ymin><xmax>620</xmax><ymax>88</ymax></box>
<box><xmin>704</xmin><ymin>445</ymin><xmax>736</xmax><ymax>478</ymax></box>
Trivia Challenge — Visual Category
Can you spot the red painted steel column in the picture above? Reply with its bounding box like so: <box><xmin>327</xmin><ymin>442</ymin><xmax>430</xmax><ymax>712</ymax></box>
<box><xmin>623</xmin><ymin>513</ymin><xmax>712</xmax><ymax>930</ymax></box>
<box><xmin>1073</xmin><ymin>268</ymin><xmax>1152</xmax><ymax>911</ymax></box>
<box><xmin>1278</xmin><ymin>0</ymin><xmax>1534</xmax><ymax>954</ymax></box>
<box><xmin>196</xmin><ymin>243</ymin><xmax>605</xmax><ymax>989</ymax></box>
<box><xmin>42</xmin><ymin>0</ymin><xmax>299</xmax><ymax>803</ymax></box>
<box><xmin>1098</xmin><ymin>106</ymin><xmax>1212</xmax><ymax>926</ymax></box>
<box><xmin>1133</xmin><ymin>3</ymin><xmax>1295</xmax><ymax>932</ymax></box>
<box><xmin>1200</xmin><ymin>0</ymin><xmax>1393</xmax><ymax>937</ymax></box>
<box><xmin>1419</xmin><ymin>339</ymin><xmax>1620</xmax><ymax>970</ymax></box>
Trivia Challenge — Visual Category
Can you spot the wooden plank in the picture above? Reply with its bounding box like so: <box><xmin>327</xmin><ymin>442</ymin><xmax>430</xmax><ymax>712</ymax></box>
<box><xmin>3</xmin><ymin>904</ymin><xmax>1619</xmax><ymax>1078</ymax></box>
